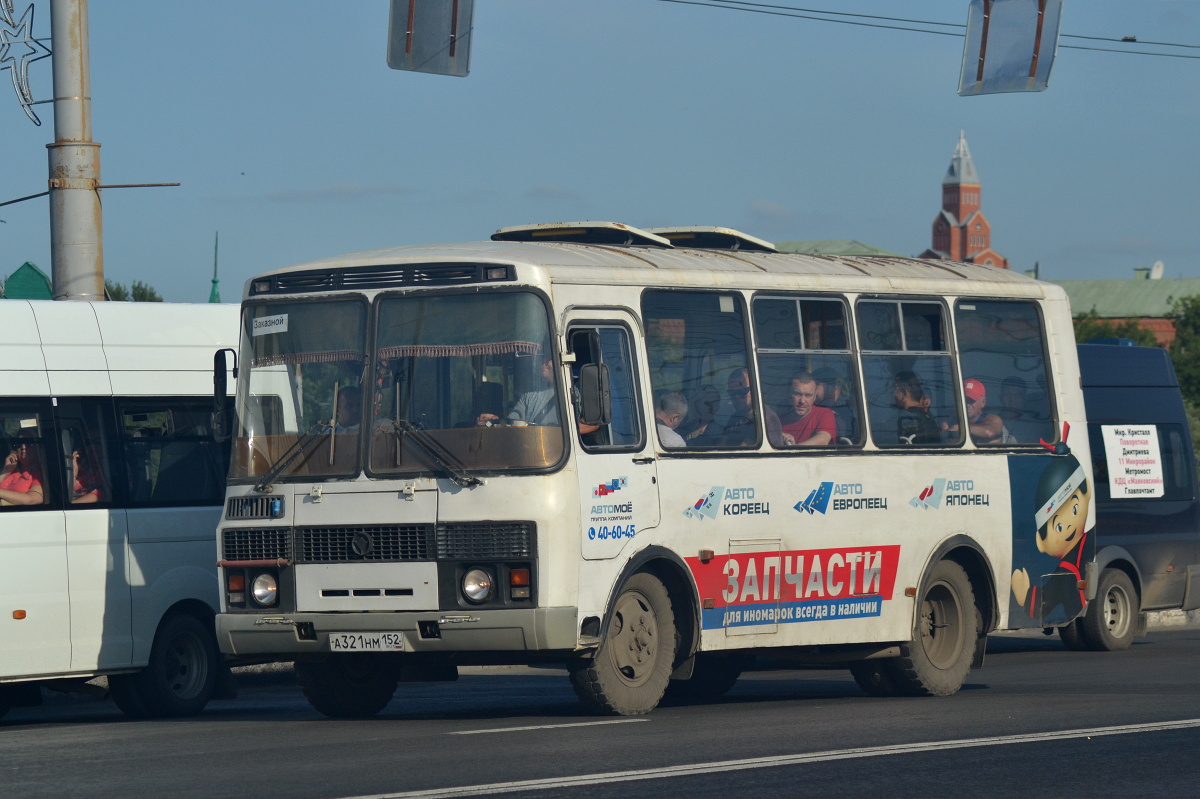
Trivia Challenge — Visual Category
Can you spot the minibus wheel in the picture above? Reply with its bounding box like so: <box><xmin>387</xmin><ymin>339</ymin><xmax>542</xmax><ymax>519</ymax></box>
<box><xmin>891</xmin><ymin>560</ymin><xmax>976</xmax><ymax>696</ymax></box>
<box><xmin>569</xmin><ymin>572</ymin><xmax>676</xmax><ymax>715</ymax></box>
<box><xmin>1057</xmin><ymin>618</ymin><xmax>1089</xmax><ymax>651</ymax></box>
<box><xmin>110</xmin><ymin>613</ymin><xmax>219</xmax><ymax>718</ymax></box>
<box><xmin>1082</xmin><ymin>569</ymin><xmax>1137</xmax><ymax>651</ymax></box>
<box><xmin>849</xmin><ymin>659</ymin><xmax>906</xmax><ymax>697</ymax></box>
<box><xmin>295</xmin><ymin>653</ymin><xmax>399</xmax><ymax>718</ymax></box>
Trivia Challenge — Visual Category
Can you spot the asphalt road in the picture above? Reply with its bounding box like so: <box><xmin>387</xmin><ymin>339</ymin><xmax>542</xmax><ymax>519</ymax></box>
<box><xmin>4</xmin><ymin>627</ymin><xmax>1200</xmax><ymax>799</ymax></box>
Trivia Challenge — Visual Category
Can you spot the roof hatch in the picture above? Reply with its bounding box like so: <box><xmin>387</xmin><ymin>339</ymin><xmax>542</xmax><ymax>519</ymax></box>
<box><xmin>645</xmin><ymin>226</ymin><xmax>777</xmax><ymax>252</ymax></box>
<box><xmin>491</xmin><ymin>221</ymin><xmax>672</xmax><ymax>248</ymax></box>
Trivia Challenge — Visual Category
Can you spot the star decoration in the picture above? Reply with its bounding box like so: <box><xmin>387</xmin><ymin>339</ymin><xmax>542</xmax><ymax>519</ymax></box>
<box><xmin>1</xmin><ymin>1</ymin><xmax>53</xmax><ymax>125</ymax></box>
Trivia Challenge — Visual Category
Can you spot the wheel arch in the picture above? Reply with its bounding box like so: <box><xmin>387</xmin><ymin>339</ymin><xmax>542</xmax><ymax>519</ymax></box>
<box><xmin>1093</xmin><ymin>545</ymin><xmax>1144</xmax><ymax>599</ymax></box>
<box><xmin>920</xmin><ymin>534</ymin><xmax>998</xmax><ymax>634</ymax></box>
<box><xmin>599</xmin><ymin>545</ymin><xmax>701</xmax><ymax>670</ymax></box>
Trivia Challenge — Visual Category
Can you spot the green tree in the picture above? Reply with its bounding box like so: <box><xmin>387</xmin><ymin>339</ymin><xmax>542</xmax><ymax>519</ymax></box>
<box><xmin>1169</xmin><ymin>295</ymin><xmax>1200</xmax><ymax>407</ymax></box>
<box><xmin>105</xmin><ymin>279</ymin><xmax>163</xmax><ymax>302</ymax></box>
<box><xmin>1072</xmin><ymin>308</ymin><xmax>1158</xmax><ymax>347</ymax></box>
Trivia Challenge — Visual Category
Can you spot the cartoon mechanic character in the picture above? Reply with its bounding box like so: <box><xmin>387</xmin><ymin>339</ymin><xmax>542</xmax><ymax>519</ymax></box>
<box><xmin>1011</xmin><ymin>453</ymin><xmax>1091</xmax><ymax>623</ymax></box>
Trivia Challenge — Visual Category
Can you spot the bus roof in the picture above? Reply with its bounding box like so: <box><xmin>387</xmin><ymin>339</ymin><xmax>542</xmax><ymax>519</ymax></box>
<box><xmin>249</xmin><ymin>223</ymin><xmax>1058</xmax><ymax>300</ymax></box>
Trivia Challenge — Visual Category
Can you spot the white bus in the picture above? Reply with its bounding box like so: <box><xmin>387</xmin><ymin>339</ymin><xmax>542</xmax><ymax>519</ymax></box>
<box><xmin>0</xmin><ymin>300</ymin><xmax>239</xmax><ymax>720</ymax></box>
<box><xmin>214</xmin><ymin>222</ymin><xmax>1095</xmax><ymax>717</ymax></box>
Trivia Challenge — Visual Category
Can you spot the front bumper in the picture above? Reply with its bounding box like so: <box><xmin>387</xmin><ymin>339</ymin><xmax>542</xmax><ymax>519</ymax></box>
<box><xmin>217</xmin><ymin>606</ymin><xmax>579</xmax><ymax>656</ymax></box>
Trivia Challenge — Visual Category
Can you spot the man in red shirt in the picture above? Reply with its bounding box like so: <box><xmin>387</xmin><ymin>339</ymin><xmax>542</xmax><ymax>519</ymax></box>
<box><xmin>779</xmin><ymin>373</ymin><xmax>835</xmax><ymax>447</ymax></box>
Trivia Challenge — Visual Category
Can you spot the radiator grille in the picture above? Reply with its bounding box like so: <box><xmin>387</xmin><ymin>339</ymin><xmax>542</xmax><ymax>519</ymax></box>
<box><xmin>222</xmin><ymin>528</ymin><xmax>291</xmax><ymax>561</ymax></box>
<box><xmin>436</xmin><ymin>522</ymin><xmax>534</xmax><ymax>559</ymax></box>
<box><xmin>295</xmin><ymin>524</ymin><xmax>434</xmax><ymax>563</ymax></box>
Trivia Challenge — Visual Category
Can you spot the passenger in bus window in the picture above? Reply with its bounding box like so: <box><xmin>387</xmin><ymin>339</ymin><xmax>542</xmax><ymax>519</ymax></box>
<box><xmin>720</xmin><ymin>367</ymin><xmax>786</xmax><ymax>448</ymax></box>
<box><xmin>0</xmin><ymin>429</ymin><xmax>45</xmax><ymax>506</ymax></box>
<box><xmin>893</xmin><ymin>371</ymin><xmax>941</xmax><ymax>445</ymax></box>
<box><xmin>942</xmin><ymin>378</ymin><xmax>1006</xmax><ymax>445</ymax></box>
<box><xmin>779</xmin><ymin>373</ymin><xmax>835</xmax><ymax>447</ymax></box>
<box><xmin>654</xmin><ymin>391</ymin><xmax>689</xmax><ymax>449</ymax></box>
<box><xmin>678</xmin><ymin>385</ymin><xmax>720</xmax><ymax>445</ymax></box>
<box><xmin>813</xmin><ymin>368</ymin><xmax>858</xmax><ymax>444</ymax></box>
<box><xmin>69</xmin><ymin>439</ymin><xmax>105</xmax><ymax>504</ymax></box>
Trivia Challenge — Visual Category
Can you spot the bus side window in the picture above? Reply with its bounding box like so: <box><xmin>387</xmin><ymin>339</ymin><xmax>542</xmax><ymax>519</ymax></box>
<box><xmin>954</xmin><ymin>300</ymin><xmax>1055</xmax><ymax>446</ymax></box>
<box><xmin>119</xmin><ymin>400</ymin><xmax>227</xmax><ymax>507</ymax></box>
<box><xmin>643</xmin><ymin>290</ymin><xmax>756</xmax><ymax>449</ymax></box>
<box><xmin>0</xmin><ymin>405</ymin><xmax>52</xmax><ymax>508</ymax></box>
<box><xmin>858</xmin><ymin>300</ymin><xmax>960</xmax><ymax>447</ymax></box>
<box><xmin>54</xmin><ymin>398</ymin><xmax>115</xmax><ymax>507</ymax></box>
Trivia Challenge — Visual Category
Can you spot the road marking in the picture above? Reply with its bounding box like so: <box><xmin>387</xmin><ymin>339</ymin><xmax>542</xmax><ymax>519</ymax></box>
<box><xmin>340</xmin><ymin>717</ymin><xmax>1200</xmax><ymax>799</ymax></box>
<box><xmin>450</xmin><ymin>718</ymin><xmax>648</xmax><ymax>735</ymax></box>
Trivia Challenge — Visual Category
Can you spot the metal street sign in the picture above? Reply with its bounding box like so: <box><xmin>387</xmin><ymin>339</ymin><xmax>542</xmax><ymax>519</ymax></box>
<box><xmin>958</xmin><ymin>0</ymin><xmax>1064</xmax><ymax>96</ymax></box>
<box><xmin>387</xmin><ymin>0</ymin><xmax>474</xmax><ymax>78</ymax></box>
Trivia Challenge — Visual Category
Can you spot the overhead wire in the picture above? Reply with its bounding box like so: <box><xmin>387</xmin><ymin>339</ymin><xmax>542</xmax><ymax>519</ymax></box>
<box><xmin>650</xmin><ymin>0</ymin><xmax>1200</xmax><ymax>60</ymax></box>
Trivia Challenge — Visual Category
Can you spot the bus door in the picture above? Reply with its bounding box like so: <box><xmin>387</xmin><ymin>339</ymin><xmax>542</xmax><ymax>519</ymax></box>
<box><xmin>56</xmin><ymin>398</ymin><xmax>132</xmax><ymax>671</ymax></box>
<box><xmin>567</xmin><ymin>315</ymin><xmax>660</xmax><ymax>560</ymax></box>
<box><xmin>0</xmin><ymin>400</ymin><xmax>72</xmax><ymax>676</ymax></box>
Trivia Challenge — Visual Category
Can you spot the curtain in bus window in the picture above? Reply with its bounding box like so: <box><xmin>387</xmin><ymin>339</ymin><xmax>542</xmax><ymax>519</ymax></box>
<box><xmin>642</xmin><ymin>290</ymin><xmax>766</xmax><ymax>449</ymax></box>
<box><xmin>954</xmin><ymin>300</ymin><xmax>1054</xmax><ymax>446</ymax></box>
<box><xmin>752</xmin><ymin>297</ymin><xmax>862</xmax><ymax>447</ymax></box>
<box><xmin>0</xmin><ymin>406</ymin><xmax>51</xmax><ymax>508</ymax></box>
<box><xmin>858</xmin><ymin>300</ymin><xmax>961</xmax><ymax>447</ymax></box>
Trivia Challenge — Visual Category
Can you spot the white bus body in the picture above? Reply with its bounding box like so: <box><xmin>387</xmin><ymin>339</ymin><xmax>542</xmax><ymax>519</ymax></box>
<box><xmin>215</xmin><ymin>223</ymin><xmax>1094</xmax><ymax>716</ymax></box>
<box><xmin>0</xmin><ymin>300</ymin><xmax>239</xmax><ymax>720</ymax></box>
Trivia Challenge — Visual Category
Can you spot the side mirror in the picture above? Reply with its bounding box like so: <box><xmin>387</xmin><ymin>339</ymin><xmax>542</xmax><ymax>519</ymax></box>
<box><xmin>578</xmin><ymin>363</ymin><xmax>612</xmax><ymax>426</ymax></box>
<box><xmin>213</xmin><ymin>348</ymin><xmax>238</xmax><ymax>442</ymax></box>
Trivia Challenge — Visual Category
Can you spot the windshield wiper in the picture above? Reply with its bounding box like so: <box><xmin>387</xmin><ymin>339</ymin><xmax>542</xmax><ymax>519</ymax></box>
<box><xmin>385</xmin><ymin>419</ymin><xmax>483</xmax><ymax>488</ymax></box>
<box><xmin>254</xmin><ymin>420</ymin><xmax>330</xmax><ymax>493</ymax></box>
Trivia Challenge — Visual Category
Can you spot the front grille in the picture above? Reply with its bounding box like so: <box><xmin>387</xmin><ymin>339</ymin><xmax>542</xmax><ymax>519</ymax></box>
<box><xmin>222</xmin><ymin>528</ymin><xmax>291</xmax><ymax>561</ymax></box>
<box><xmin>436</xmin><ymin>522</ymin><xmax>534</xmax><ymax>559</ymax></box>
<box><xmin>295</xmin><ymin>524</ymin><xmax>434</xmax><ymax>563</ymax></box>
<box><xmin>226</xmin><ymin>495</ymin><xmax>282</xmax><ymax>520</ymax></box>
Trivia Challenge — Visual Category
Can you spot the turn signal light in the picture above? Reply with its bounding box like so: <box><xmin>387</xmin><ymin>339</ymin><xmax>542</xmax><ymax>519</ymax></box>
<box><xmin>13</xmin><ymin>610</ymin><xmax>27</xmax><ymax>620</ymax></box>
<box><xmin>227</xmin><ymin>574</ymin><xmax>246</xmax><ymax>591</ymax></box>
<box><xmin>510</xmin><ymin>568</ymin><xmax>531</xmax><ymax>599</ymax></box>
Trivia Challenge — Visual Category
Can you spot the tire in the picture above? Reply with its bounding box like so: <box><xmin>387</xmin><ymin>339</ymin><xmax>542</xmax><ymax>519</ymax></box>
<box><xmin>889</xmin><ymin>560</ymin><xmax>976</xmax><ymax>697</ymax></box>
<box><xmin>849</xmin><ymin>659</ymin><xmax>908</xmax><ymax>697</ymax></box>
<box><xmin>295</xmin><ymin>654</ymin><xmax>399</xmax><ymax>718</ymax></box>
<box><xmin>1057</xmin><ymin>618</ymin><xmax>1089</xmax><ymax>651</ymax></box>
<box><xmin>664</xmin><ymin>653</ymin><xmax>748</xmax><ymax>701</ymax></box>
<box><xmin>109</xmin><ymin>613</ymin><xmax>219</xmax><ymax>718</ymax></box>
<box><xmin>1082</xmin><ymin>569</ymin><xmax>1137</xmax><ymax>651</ymax></box>
<box><xmin>568</xmin><ymin>572</ymin><xmax>677</xmax><ymax>716</ymax></box>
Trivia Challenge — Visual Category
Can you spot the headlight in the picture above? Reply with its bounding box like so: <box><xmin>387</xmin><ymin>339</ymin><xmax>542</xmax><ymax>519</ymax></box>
<box><xmin>251</xmin><ymin>573</ymin><xmax>279</xmax><ymax>606</ymax></box>
<box><xmin>462</xmin><ymin>568</ymin><xmax>494</xmax><ymax>603</ymax></box>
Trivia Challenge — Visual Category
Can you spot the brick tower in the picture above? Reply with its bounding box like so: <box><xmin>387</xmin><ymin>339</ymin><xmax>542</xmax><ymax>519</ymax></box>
<box><xmin>920</xmin><ymin>131</ymin><xmax>1008</xmax><ymax>269</ymax></box>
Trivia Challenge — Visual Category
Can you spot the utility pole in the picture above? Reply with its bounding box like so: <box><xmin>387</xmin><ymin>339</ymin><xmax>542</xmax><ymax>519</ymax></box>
<box><xmin>47</xmin><ymin>0</ymin><xmax>103</xmax><ymax>301</ymax></box>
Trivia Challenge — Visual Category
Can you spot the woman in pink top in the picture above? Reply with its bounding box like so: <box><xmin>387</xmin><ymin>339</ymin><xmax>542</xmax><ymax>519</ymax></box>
<box><xmin>0</xmin><ymin>435</ymin><xmax>45</xmax><ymax>506</ymax></box>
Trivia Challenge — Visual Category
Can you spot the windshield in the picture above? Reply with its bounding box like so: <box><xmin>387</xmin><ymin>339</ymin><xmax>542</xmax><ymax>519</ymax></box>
<box><xmin>230</xmin><ymin>300</ymin><xmax>368</xmax><ymax>482</ymax></box>
<box><xmin>369</xmin><ymin>290</ymin><xmax>564</xmax><ymax>476</ymax></box>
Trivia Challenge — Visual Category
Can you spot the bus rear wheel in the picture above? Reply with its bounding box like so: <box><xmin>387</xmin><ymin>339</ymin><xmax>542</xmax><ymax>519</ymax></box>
<box><xmin>109</xmin><ymin>613</ymin><xmax>219</xmax><ymax>718</ymax></box>
<box><xmin>296</xmin><ymin>653</ymin><xmax>399</xmax><ymax>718</ymax></box>
<box><xmin>890</xmin><ymin>560</ymin><xmax>976</xmax><ymax>697</ymax></box>
<box><xmin>664</xmin><ymin>652</ymin><xmax>749</xmax><ymax>701</ymax></box>
<box><xmin>569</xmin><ymin>572</ymin><xmax>676</xmax><ymax>716</ymax></box>
<box><xmin>1082</xmin><ymin>569</ymin><xmax>1137</xmax><ymax>651</ymax></box>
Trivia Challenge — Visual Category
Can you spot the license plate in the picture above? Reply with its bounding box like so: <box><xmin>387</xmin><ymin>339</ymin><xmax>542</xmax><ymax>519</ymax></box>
<box><xmin>327</xmin><ymin>631</ymin><xmax>405</xmax><ymax>652</ymax></box>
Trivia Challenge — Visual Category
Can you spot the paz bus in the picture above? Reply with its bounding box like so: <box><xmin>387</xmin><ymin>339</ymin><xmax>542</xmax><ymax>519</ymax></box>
<box><xmin>0</xmin><ymin>300</ymin><xmax>238</xmax><ymax>720</ymax></box>
<box><xmin>213</xmin><ymin>222</ymin><xmax>1094</xmax><ymax>717</ymax></box>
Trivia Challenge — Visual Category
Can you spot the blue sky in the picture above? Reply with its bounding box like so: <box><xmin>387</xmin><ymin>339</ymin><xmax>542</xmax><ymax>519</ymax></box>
<box><xmin>1</xmin><ymin>1</ymin><xmax>1197</xmax><ymax>302</ymax></box>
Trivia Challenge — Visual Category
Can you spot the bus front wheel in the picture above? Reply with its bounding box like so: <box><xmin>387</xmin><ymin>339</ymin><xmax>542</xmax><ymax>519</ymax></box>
<box><xmin>295</xmin><ymin>654</ymin><xmax>399</xmax><ymax>718</ymax></box>
<box><xmin>891</xmin><ymin>560</ymin><xmax>976</xmax><ymax>697</ymax></box>
<box><xmin>569</xmin><ymin>572</ymin><xmax>677</xmax><ymax>716</ymax></box>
